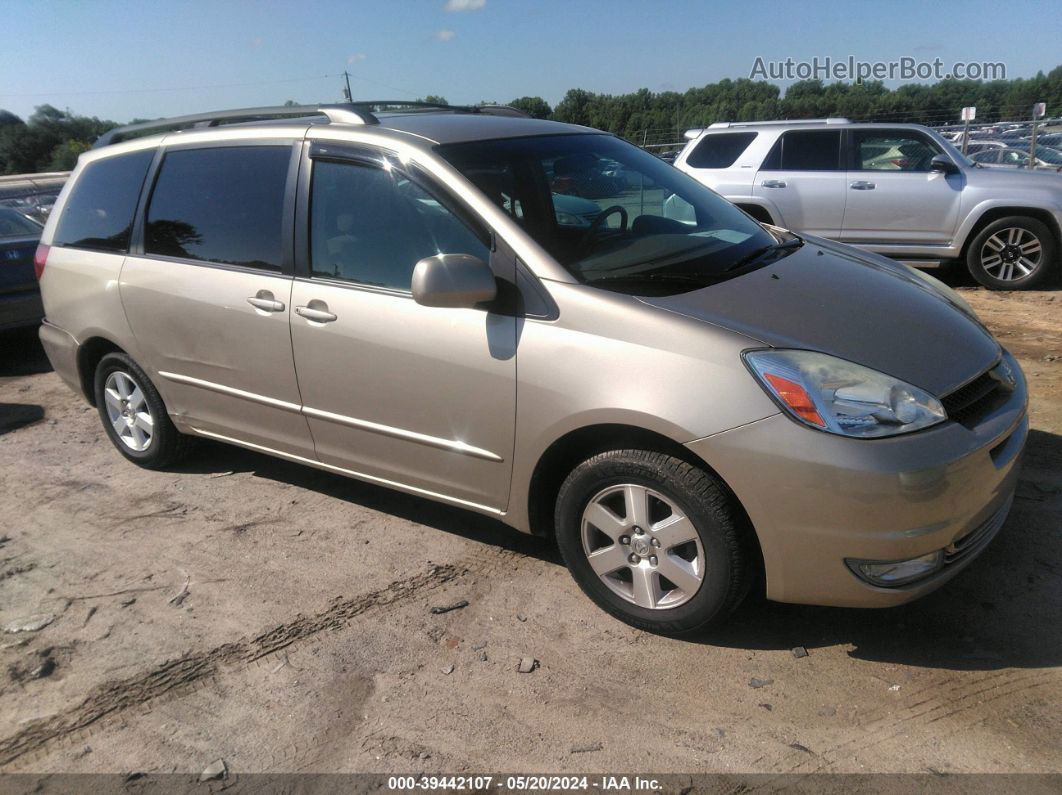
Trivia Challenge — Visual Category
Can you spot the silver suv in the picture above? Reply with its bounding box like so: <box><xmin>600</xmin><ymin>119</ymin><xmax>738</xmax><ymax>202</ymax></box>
<box><xmin>676</xmin><ymin>119</ymin><xmax>1062</xmax><ymax>289</ymax></box>
<box><xmin>36</xmin><ymin>103</ymin><xmax>1027</xmax><ymax>634</ymax></box>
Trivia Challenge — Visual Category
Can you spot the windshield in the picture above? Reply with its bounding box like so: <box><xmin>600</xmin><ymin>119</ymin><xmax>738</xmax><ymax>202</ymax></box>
<box><xmin>0</xmin><ymin>206</ymin><xmax>43</xmax><ymax>238</ymax></box>
<box><xmin>436</xmin><ymin>134</ymin><xmax>782</xmax><ymax>294</ymax></box>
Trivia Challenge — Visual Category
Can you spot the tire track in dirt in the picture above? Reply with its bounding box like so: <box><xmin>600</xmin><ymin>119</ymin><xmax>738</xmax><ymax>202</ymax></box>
<box><xmin>784</xmin><ymin>668</ymin><xmax>1052</xmax><ymax>773</ymax></box>
<box><xmin>0</xmin><ymin>562</ymin><xmax>462</xmax><ymax>767</ymax></box>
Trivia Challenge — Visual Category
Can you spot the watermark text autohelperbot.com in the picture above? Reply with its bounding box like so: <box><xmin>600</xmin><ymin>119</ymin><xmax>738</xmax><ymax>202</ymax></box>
<box><xmin>750</xmin><ymin>56</ymin><xmax>1006</xmax><ymax>82</ymax></box>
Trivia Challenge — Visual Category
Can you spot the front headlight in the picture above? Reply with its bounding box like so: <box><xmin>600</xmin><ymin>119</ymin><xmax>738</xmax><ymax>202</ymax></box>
<box><xmin>744</xmin><ymin>350</ymin><xmax>946</xmax><ymax>438</ymax></box>
<box><xmin>555</xmin><ymin>211</ymin><xmax>588</xmax><ymax>227</ymax></box>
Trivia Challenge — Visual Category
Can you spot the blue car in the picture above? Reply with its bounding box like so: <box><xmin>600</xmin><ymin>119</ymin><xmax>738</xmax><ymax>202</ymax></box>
<box><xmin>0</xmin><ymin>207</ymin><xmax>44</xmax><ymax>331</ymax></box>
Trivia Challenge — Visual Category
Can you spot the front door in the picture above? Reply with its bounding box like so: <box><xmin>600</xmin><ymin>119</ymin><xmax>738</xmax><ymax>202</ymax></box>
<box><xmin>840</xmin><ymin>129</ymin><xmax>964</xmax><ymax>246</ymax></box>
<box><xmin>289</xmin><ymin>148</ymin><xmax>517</xmax><ymax>512</ymax></box>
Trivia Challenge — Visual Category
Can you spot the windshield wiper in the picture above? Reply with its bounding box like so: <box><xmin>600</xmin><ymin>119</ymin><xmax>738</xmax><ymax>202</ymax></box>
<box><xmin>585</xmin><ymin>271</ymin><xmax>710</xmax><ymax>285</ymax></box>
<box><xmin>725</xmin><ymin>237</ymin><xmax>803</xmax><ymax>272</ymax></box>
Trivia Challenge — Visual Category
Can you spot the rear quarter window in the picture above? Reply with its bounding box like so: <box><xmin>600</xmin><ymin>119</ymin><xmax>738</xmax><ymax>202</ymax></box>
<box><xmin>686</xmin><ymin>132</ymin><xmax>758</xmax><ymax>169</ymax></box>
<box><xmin>53</xmin><ymin>149</ymin><xmax>154</xmax><ymax>253</ymax></box>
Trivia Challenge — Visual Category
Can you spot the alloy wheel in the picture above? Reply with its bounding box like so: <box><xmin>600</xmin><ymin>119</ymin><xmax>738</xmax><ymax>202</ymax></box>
<box><xmin>580</xmin><ymin>483</ymin><xmax>705</xmax><ymax>609</ymax></box>
<box><xmin>980</xmin><ymin>227</ymin><xmax>1043</xmax><ymax>282</ymax></box>
<box><xmin>103</xmin><ymin>370</ymin><xmax>154</xmax><ymax>452</ymax></box>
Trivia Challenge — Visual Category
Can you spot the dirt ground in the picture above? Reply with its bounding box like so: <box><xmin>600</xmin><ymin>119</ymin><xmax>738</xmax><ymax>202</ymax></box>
<box><xmin>0</xmin><ymin>284</ymin><xmax>1059</xmax><ymax>777</ymax></box>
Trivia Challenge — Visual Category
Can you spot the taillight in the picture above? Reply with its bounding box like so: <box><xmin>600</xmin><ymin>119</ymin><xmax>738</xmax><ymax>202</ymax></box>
<box><xmin>33</xmin><ymin>244</ymin><xmax>50</xmax><ymax>281</ymax></box>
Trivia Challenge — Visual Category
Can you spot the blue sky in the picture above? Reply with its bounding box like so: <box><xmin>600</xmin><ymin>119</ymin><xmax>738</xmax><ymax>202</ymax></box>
<box><xmin>1</xmin><ymin>0</ymin><xmax>1059</xmax><ymax>122</ymax></box>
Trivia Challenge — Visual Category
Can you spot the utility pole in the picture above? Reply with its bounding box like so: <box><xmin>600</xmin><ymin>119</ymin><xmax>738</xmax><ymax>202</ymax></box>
<box><xmin>342</xmin><ymin>70</ymin><xmax>353</xmax><ymax>102</ymax></box>
<box><xmin>1029</xmin><ymin>102</ymin><xmax>1046</xmax><ymax>169</ymax></box>
<box><xmin>960</xmin><ymin>107</ymin><xmax>975</xmax><ymax>156</ymax></box>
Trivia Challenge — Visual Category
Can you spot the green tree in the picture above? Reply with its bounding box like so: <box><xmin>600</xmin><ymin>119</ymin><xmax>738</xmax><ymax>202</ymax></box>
<box><xmin>0</xmin><ymin>104</ymin><xmax>117</xmax><ymax>175</ymax></box>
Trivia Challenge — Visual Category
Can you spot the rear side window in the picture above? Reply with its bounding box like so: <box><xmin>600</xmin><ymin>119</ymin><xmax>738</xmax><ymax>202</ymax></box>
<box><xmin>145</xmin><ymin>146</ymin><xmax>290</xmax><ymax>271</ymax></box>
<box><xmin>53</xmin><ymin>149</ymin><xmax>153</xmax><ymax>253</ymax></box>
<box><xmin>686</xmin><ymin>132</ymin><xmax>757</xmax><ymax>168</ymax></box>
<box><xmin>760</xmin><ymin>130</ymin><xmax>842</xmax><ymax>171</ymax></box>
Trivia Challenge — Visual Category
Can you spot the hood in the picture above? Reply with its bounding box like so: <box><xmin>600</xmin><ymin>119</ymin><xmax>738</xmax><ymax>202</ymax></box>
<box><xmin>967</xmin><ymin>163</ymin><xmax>1062</xmax><ymax>189</ymax></box>
<box><xmin>637</xmin><ymin>240</ymin><xmax>1000</xmax><ymax>397</ymax></box>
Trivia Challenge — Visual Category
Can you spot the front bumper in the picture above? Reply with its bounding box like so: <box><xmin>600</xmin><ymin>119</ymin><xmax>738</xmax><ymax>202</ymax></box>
<box><xmin>686</xmin><ymin>353</ymin><xmax>1028</xmax><ymax>608</ymax></box>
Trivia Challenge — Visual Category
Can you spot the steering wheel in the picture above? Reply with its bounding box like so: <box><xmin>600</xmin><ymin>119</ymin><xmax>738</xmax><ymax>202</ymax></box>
<box><xmin>579</xmin><ymin>205</ymin><xmax>628</xmax><ymax>251</ymax></box>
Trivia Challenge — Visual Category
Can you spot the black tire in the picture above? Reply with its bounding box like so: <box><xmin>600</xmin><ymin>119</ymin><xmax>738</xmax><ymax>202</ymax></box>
<box><xmin>554</xmin><ymin>449</ymin><xmax>753</xmax><ymax>635</ymax></box>
<box><xmin>966</xmin><ymin>216</ymin><xmax>1057</xmax><ymax>290</ymax></box>
<box><xmin>93</xmin><ymin>352</ymin><xmax>194</xmax><ymax>469</ymax></box>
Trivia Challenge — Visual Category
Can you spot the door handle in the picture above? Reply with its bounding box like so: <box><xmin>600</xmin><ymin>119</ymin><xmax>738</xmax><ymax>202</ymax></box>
<box><xmin>850</xmin><ymin>181</ymin><xmax>876</xmax><ymax>190</ymax></box>
<box><xmin>246</xmin><ymin>290</ymin><xmax>285</xmax><ymax>312</ymax></box>
<box><xmin>761</xmin><ymin>179</ymin><xmax>787</xmax><ymax>188</ymax></box>
<box><xmin>295</xmin><ymin>301</ymin><xmax>337</xmax><ymax>323</ymax></box>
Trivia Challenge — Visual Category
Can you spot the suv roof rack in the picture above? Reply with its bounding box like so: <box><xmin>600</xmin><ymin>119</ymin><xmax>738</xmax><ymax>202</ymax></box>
<box><xmin>93</xmin><ymin>101</ymin><xmax>531</xmax><ymax>148</ymax></box>
<box><xmin>706</xmin><ymin>117</ymin><xmax>850</xmax><ymax>130</ymax></box>
<box><xmin>93</xmin><ymin>103</ymin><xmax>379</xmax><ymax>148</ymax></box>
<box><xmin>354</xmin><ymin>100</ymin><xmax>529</xmax><ymax>118</ymax></box>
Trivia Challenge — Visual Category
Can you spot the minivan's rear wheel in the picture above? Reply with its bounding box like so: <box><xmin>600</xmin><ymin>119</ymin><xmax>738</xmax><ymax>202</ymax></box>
<box><xmin>967</xmin><ymin>216</ymin><xmax>1056</xmax><ymax>290</ymax></box>
<box><xmin>94</xmin><ymin>352</ymin><xmax>194</xmax><ymax>469</ymax></box>
<box><xmin>554</xmin><ymin>450</ymin><xmax>752</xmax><ymax>635</ymax></box>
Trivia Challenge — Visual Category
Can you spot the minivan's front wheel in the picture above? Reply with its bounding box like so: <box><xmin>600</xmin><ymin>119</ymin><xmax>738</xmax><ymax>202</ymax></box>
<box><xmin>94</xmin><ymin>352</ymin><xmax>194</xmax><ymax>469</ymax></box>
<box><xmin>967</xmin><ymin>216</ymin><xmax>1057</xmax><ymax>290</ymax></box>
<box><xmin>555</xmin><ymin>450</ymin><xmax>752</xmax><ymax>635</ymax></box>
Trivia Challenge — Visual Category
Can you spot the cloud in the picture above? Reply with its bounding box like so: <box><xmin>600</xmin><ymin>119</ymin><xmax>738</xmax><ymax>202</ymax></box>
<box><xmin>346</xmin><ymin>53</ymin><xmax>367</xmax><ymax>65</ymax></box>
<box><xmin>433</xmin><ymin>29</ymin><xmax>457</xmax><ymax>42</ymax></box>
<box><xmin>445</xmin><ymin>0</ymin><xmax>486</xmax><ymax>10</ymax></box>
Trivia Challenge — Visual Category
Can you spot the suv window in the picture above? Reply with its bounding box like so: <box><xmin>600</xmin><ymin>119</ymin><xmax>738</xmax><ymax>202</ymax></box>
<box><xmin>53</xmin><ymin>149</ymin><xmax>153</xmax><ymax>253</ymax></box>
<box><xmin>686</xmin><ymin>132</ymin><xmax>758</xmax><ymax>169</ymax></box>
<box><xmin>145</xmin><ymin>146</ymin><xmax>290</xmax><ymax>271</ymax></box>
<box><xmin>761</xmin><ymin>130</ymin><xmax>842</xmax><ymax>171</ymax></box>
<box><xmin>851</xmin><ymin>131</ymin><xmax>941</xmax><ymax>172</ymax></box>
<box><xmin>309</xmin><ymin>159</ymin><xmax>489</xmax><ymax>291</ymax></box>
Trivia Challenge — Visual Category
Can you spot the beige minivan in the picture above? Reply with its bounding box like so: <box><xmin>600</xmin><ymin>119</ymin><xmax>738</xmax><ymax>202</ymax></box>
<box><xmin>36</xmin><ymin>103</ymin><xmax>1028</xmax><ymax>634</ymax></box>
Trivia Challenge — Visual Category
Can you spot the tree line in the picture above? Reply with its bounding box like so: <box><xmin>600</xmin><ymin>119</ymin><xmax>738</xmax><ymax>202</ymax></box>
<box><xmin>3</xmin><ymin>67</ymin><xmax>1060</xmax><ymax>174</ymax></box>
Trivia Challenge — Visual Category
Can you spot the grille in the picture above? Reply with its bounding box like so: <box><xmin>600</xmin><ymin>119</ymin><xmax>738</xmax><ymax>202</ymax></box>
<box><xmin>941</xmin><ymin>369</ymin><xmax>1006</xmax><ymax>428</ymax></box>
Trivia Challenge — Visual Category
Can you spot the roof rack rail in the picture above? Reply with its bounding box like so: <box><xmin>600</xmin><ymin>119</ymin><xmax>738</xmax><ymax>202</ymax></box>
<box><xmin>92</xmin><ymin>103</ymin><xmax>381</xmax><ymax>148</ymax></box>
<box><xmin>707</xmin><ymin>117</ymin><xmax>850</xmax><ymax>130</ymax></box>
<box><xmin>93</xmin><ymin>101</ymin><xmax>532</xmax><ymax>148</ymax></box>
<box><xmin>347</xmin><ymin>100</ymin><xmax>530</xmax><ymax>118</ymax></box>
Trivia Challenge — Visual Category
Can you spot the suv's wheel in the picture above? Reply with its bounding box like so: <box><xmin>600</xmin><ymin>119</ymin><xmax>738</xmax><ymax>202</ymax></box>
<box><xmin>554</xmin><ymin>450</ymin><xmax>752</xmax><ymax>635</ymax></box>
<box><xmin>967</xmin><ymin>216</ymin><xmax>1057</xmax><ymax>290</ymax></box>
<box><xmin>94</xmin><ymin>352</ymin><xmax>194</xmax><ymax>469</ymax></box>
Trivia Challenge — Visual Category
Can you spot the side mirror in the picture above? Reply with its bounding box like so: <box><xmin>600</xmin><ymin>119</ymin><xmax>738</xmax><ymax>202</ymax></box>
<box><xmin>411</xmin><ymin>253</ymin><xmax>496</xmax><ymax>309</ymax></box>
<box><xmin>929</xmin><ymin>154</ymin><xmax>959</xmax><ymax>175</ymax></box>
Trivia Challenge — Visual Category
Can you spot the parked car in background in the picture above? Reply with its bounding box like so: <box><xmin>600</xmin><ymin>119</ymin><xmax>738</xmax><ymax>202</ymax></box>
<box><xmin>970</xmin><ymin>146</ymin><xmax>1062</xmax><ymax>172</ymax></box>
<box><xmin>0</xmin><ymin>172</ymin><xmax>69</xmax><ymax>225</ymax></box>
<box><xmin>676</xmin><ymin>119</ymin><xmax>1062</xmax><ymax>289</ymax></box>
<box><xmin>35</xmin><ymin>102</ymin><xmax>1027</xmax><ymax>633</ymax></box>
<box><xmin>1030</xmin><ymin>132</ymin><xmax>1062</xmax><ymax>149</ymax></box>
<box><xmin>0</xmin><ymin>206</ymin><xmax>45</xmax><ymax>331</ymax></box>
<box><xmin>549</xmin><ymin>153</ymin><xmax>627</xmax><ymax>198</ymax></box>
<box><xmin>962</xmin><ymin>141</ymin><xmax>1009</xmax><ymax>155</ymax></box>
